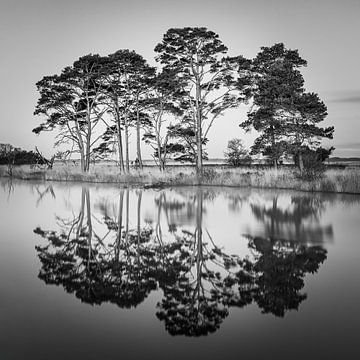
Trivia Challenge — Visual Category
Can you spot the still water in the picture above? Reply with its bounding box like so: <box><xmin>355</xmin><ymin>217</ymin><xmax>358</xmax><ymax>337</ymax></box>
<box><xmin>0</xmin><ymin>179</ymin><xmax>359</xmax><ymax>360</ymax></box>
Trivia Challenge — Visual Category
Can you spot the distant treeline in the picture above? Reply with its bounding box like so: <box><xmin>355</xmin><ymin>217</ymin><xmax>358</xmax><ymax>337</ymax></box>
<box><xmin>329</xmin><ymin>157</ymin><xmax>360</xmax><ymax>162</ymax></box>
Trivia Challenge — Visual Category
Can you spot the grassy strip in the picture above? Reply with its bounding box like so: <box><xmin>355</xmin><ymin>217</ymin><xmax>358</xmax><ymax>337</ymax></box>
<box><xmin>1</xmin><ymin>165</ymin><xmax>360</xmax><ymax>194</ymax></box>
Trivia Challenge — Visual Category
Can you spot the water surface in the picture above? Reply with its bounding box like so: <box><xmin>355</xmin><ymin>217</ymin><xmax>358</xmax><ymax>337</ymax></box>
<box><xmin>0</xmin><ymin>179</ymin><xmax>359</xmax><ymax>359</ymax></box>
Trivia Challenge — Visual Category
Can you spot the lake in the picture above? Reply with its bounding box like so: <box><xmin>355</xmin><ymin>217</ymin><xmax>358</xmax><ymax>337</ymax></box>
<box><xmin>0</xmin><ymin>179</ymin><xmax>359</xmax><ymax>360</ymax></box>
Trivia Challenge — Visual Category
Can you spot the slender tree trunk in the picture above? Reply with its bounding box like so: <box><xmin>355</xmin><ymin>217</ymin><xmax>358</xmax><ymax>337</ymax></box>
<box><xmin>85</xmin><ymin>103</ymin><xmax>92</xmax><ymax>172</ymax></box>
<box><xmin>74</xmin><ymin>119</ymin><xmax>86</xmax><ymax>172</ymax></box>
<box><xmin>156</xmin><ymin>132</ymin><xmax>164</xmax><ymax>171</ymax></box>
<box><xmin>80</xmin><ymin>152</ymin><xmax>85</xmax><ymax>172</ymax></box>
<box><xmin>273</xmin><ymin>158</ymin><xmax>278</xmax><ymax>171</ymax></box>
<box><xmin>155</xmin><ymin>109</ymin><xmax>166</xmax><ymax>171</ymax></box>
<box><xmin>195</xmin><ymin>77</ymin><xmax>203</xmax><ymax>181</ymax></box>
<box><xmin>85</xmin><ymin>135</ymin><xmax>91</xmax><ymax>171</ymax></box>
<box><xmin>124</xmin><ymin>116</ymin><xmax>130</xmax><ymax>173</ymax></box>
<box><xmin>124</xmin><ymin>71</ymin><xmax>130</xmax><ymax>173</ymax></box>
<box><xmin>298</xmin><ymin>152</ymin><xmax>304</xmax><ymax>173</ymax></box>
<box><xmin>115</xmin><ymin>102</ymin><xmax>125</xmax><ymax>173</ymax></box>
<box><xmin>271</xmin><ymin>125</ymin><xmax>277</xmax><ymax>171</ymax></box>
<box><xmin>136</xmin><ymin>95</ymin><xmax>143</xmax><ymax>170</ymax></box>
<box><xmin>85</xmin><ymin>146</ymin><xmax>90</xmax><ymax>172</ymax></box>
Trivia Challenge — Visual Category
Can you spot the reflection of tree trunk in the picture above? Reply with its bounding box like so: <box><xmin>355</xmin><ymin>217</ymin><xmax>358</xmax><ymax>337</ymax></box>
<box><xmin>85</xmin><ymin>189</ymin><xmax>92</xmax><ymax>267</ymax></box>
<box><xmin>137</xmin><ymin>190</ymin><xmax>142</xmax><ymax>244</ymax></box>
<box><xmin>74</xmin><ymin>188</ymin><xmax>93</xmax><ymax>266</ymax></box>
<box><xmin>271</xmin><ymin>197</ymin><xmax>278</xmax><ymax>236</ymax></box>
<box><xmin>115</xmin><ymin>189</ymin><xmax>124</xmax><ymax>261</ymax></box>
<box><xmin>195</xmin><ymin>189</ymin><xmax>204</xmax><ymax>310</ymax></box>
<box><xmin>125</xmin><ymin>188</ymin><xmax>129</xmax><ymax>245</ymax></box>
<box><xmin>156</xmin><ymin>193</ymin><xmax>163</xmax><ymax>243</ymax></box>
<box><xmin>196</xmin><ymin>190</ymin><xmax>203</xmax><ymax>245</ymax></box>
<box><xmin>294</xmin><ymin>204</ymin><xmax>301</xmax><ymax>241</ymax></box>
<box><xmin>76</xmin><ymin>188</ymin><xmax>86</xmax><ymax>238</ymax></box>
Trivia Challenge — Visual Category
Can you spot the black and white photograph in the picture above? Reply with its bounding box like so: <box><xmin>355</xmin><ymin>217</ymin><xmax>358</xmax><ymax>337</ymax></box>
<box><xmin>0</xmin><ymin>0</ymin><xmax>359</xmax><ymax>359</ymax></box>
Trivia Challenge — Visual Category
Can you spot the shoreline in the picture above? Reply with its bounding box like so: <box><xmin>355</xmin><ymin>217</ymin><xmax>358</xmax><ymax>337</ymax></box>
<box><xmin>1</xmin><ymin>165</ymin><xmax>360</xmax><ymax>195</ymax></box>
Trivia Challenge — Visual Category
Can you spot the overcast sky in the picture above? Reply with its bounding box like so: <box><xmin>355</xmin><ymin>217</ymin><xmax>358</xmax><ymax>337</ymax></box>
<box><xmin>0</xmin><ymin>0</ymin><xmax>359</xmax><ymax>158</ymax></box>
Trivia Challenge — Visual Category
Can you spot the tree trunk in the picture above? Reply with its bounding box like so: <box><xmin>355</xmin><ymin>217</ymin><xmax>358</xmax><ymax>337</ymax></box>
<box><xmin>74</xmin><ymin>119</ymin><xmax>86</xmax><ymax>172</ymax></box>
<box><xmin>271</xmin><ymin>125</ymin><xmax>277</xmax><ymax>171</ymax></box>
<box><xmin>298</xmin><ymin>152</ymin><xmax>304</xmax><ymax>173</ymax></box>
<box><xmin>80</xmin><ymin>151</ymin><xmax>86</xmax><ymax>172</ymax></box>
<box><xmin>115</xmin><ymin>103</ymin><xmax>125</xmax><ymax>173</ymax></box>
<box><xmin>156</xmin><ymin>131</ymin><xmax>164</xmax><ymax>171</ymax></box>
<box><xmin>124</xmin><ymin>116</ymin><xmax>130</xmax><ymax>173</ymax></box>
<box><xmin>273</xmin><ymin>158</ymin><xmax>278</xmax><ymax>171</ymax></box>
<box><xmin>195</xmin><ymin>77</ymin><xmax>203</xmax><ymax>181</ymax></box>
<box><xmin>85</xmin><ymin>102</ymin><xmax>92</xmax><ymax>172</ymax></box>
<box><xmin>136</xmin><ymin>95</ymin><xmax>143</xmax><ymax>170</ymax></box>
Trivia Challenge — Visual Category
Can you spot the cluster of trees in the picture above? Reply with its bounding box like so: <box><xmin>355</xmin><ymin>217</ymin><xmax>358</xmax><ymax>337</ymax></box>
<box><xmin>33</xmin><ymin>28</ymin><xmax>333</xmax><ymax>177</ymax></box>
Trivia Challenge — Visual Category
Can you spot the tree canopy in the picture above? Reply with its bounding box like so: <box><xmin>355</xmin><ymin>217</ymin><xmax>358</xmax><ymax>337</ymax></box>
<box><xmin>240</xmin><ymin>43</ymin><xmax>334</xmax><ymax>170</ymax></box>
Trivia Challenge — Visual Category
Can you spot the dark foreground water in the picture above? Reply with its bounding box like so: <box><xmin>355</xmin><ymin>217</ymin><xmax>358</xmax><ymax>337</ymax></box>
<box><xmin>0</xmin><ymin>179</ymin><xmax>359</xmax><ymax>360</ymax></box>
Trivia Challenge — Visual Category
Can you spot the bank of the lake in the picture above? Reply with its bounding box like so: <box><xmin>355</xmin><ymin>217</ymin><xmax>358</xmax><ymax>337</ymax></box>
<box><xmin>1</xmin><ymin>164</ymin><xmax>360</xmax><ymax>194</ymax></box>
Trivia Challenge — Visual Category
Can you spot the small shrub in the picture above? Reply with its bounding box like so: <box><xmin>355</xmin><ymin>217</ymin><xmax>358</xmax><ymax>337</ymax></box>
<box><xmin>293</xmin><ymin>147</ymin><xmax>332</xmax><ymax>181</ymax></box>
<box><xmin>224</xmin><ymin>139</ymin><xmax>252</xmax><ymax>167</ymax></box>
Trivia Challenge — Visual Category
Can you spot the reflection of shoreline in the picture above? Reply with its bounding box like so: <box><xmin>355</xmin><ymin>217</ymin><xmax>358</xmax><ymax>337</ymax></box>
<box><xmin>248</xmin><ymin>195</ymin><xmax>334</xmax><ymax>244</ymax></box>
<box><xmin>33</xmin><ymin>186</ymin><xmax>328</xmax><ymax>337</ymax></box>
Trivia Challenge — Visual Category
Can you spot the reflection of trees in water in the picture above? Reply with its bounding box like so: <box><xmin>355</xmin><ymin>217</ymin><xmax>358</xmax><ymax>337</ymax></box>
<box><xmin>156</xmin><ymin>190</ymin><xmax>232</xmax><ymax>336</ymax></box>
<box><xmin>154</xmin><ymin>192</ymin><xmax>193</xmax><ymax>231</ymax></box>
<box><xmin>0</xmin><ymin>178</ymin><xmax>14</xmax><ymax>201</ymax></box>
<box><xmin>35</xmin><ymin>188</ymin><xmax>156</xmax><ymax>307</ymax></box>
<box><xmin>228</xmin><ymin>236</ymin><xmax>327</xmax><ymax>317</ymax></box>
<box><xmin>33</xmin><ymin>187</ymin><xmax>328</xmax><ymax>336</ymax></box>
<box><xmin>224</xmin><ymin>188</ymin><xmax>252</xmax><ymax>212</ymax></box>
<box><xmin>250</xmin><ymin>195</ymin><xmax>334</xmax><ymax>243</ymax></box>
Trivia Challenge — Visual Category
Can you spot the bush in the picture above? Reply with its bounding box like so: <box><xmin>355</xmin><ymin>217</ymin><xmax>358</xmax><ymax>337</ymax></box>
<box><xmin>293</xmin><ymin>147</ymin><xmax>333</xmax><ymax>181</ymax></box>
<box><xmin>224</xmin><ymin>139</ymin><xmax>252</xmax><ymax>167</ymax></box>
